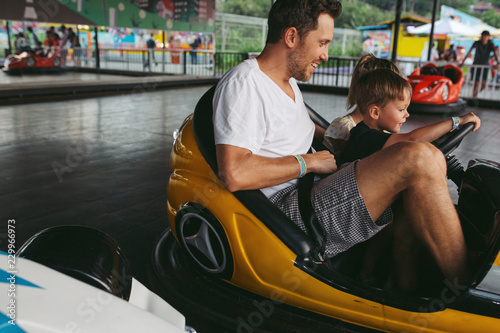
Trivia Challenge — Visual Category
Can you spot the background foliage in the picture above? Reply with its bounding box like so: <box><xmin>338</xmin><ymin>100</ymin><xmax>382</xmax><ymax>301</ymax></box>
<box><xmin>215</xmin><ymin>0</ymin><xmax>500</xmax><ymax>54</ymax></box>
<box><xmin>217</xmin><ymin>0</ymin><xmax>499</xmax><ymax>29</ymax></box>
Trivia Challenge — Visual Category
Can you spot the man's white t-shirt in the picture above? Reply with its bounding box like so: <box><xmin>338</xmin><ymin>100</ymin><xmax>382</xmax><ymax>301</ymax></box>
<box><xmin>213</xmin><ymin>58</ymin><xmax>315</xmax><ymax>198</ymax></box>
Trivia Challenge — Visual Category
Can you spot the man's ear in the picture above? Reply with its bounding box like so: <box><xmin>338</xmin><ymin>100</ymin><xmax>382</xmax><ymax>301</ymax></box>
<box><xmin>284</xmin><ymin>27</ymin><xmax>298</xmax><ymax>48</ymax></box>
<box><xmin>368</xmin><ymin>105</ymin><xmax>380</xmax><ymax>120</ymax></box>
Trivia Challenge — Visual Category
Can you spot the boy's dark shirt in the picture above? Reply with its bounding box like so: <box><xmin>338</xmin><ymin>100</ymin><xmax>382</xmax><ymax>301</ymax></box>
<box><xmin>340</xmin><ymin>121</ymin><xmax>392</xmax><ymax>164</ymax></box>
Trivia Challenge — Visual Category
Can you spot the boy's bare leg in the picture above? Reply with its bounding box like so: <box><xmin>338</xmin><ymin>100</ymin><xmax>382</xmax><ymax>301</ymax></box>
<box><xmin>354</xmin><ymin>141</ymin><xmax>469</xmax><ymax>286</ymax></box>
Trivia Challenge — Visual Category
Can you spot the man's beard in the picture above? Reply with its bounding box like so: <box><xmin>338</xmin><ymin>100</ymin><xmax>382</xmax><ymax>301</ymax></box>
<box><xmin>287</xmin><ymin>43</ymin><xmax>311</xmax><ymax>82</ymax></box>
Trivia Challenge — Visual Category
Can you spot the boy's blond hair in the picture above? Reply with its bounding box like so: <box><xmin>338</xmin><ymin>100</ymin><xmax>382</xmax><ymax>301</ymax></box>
<box><xmin>356</xmin><ymin>68</ymin><xmax>412</xmax><ymax>115</ymax></box>
<box><xmin>347</xmin><ymin>53</ymin><xmax>403</xmax><ymax>110</ymax></box>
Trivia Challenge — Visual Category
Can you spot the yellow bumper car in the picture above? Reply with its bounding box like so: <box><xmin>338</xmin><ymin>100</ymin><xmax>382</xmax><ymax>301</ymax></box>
<box><xmin>161</xmin><ymin>86</ymin><xmax>500</xmax><ymax>332</ymax></box>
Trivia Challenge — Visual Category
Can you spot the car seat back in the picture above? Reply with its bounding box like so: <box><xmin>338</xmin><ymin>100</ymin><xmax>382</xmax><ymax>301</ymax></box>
<box><xmin>444</xmin><ymin>67</ymin><xmax>459</xmax><ymax>84</ymax></box>
<box><xmin>422</xmin><ymin>66</ymin><xmax>438</xmax><ymax>76</ymax></box>
<box><xmin>192</xmin><ymin>86</ymin><xmax>316</xmax><ymax>258</ymax></box>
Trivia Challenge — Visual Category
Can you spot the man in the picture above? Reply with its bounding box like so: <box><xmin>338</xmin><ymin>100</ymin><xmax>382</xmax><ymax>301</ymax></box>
<box><xmin>461</xmin><ymin>30</ymin><xmax>499</xmax><ymax>98</ymax></box>
<box><xmin>58</xmin><ymin>25</ymin><xmax>69</xmax><ymax>66</ymax></box>
<box><xmin>190</xmin><ymin>34</ymin><xmax>202</xmax><ymax>64</ymax></box>
<box><xmin>59</xmin><ymin>25</ymin><xmax>69</xmax><ymax>49</ymax></box>
<box><xmin>145</xmin><ymin>34</ymin><xmax>156</xmax><ymax>68</ymax></box>
<box><xmin>420</xmin><ymin>41</ymin><xmax>439</xmax><ymax>62</ymax></box>
<box><xmin>213</xmin><ymin>0</ymin><xmax>469</xmax><ymax>291</ymax></box>
<box><xmin>14</xmin><ymin>32</ymin><xmax>31</xmax><ymax>53</ymax></box>
<box><xmin>446</xmin><ymin>44</ymin><xmax>457</xmax><ymax>62</ymax></box>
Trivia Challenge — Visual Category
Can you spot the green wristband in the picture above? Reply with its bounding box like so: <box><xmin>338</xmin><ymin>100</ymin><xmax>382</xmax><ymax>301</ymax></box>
<box><xmin>293</xmin><ymin>154</ymin><xmax>307</xmax><ymax>178</ymax></box>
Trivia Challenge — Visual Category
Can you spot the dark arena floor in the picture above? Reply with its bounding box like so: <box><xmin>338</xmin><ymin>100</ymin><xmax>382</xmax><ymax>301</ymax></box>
<box><xmin>1</xmin><ymin>73</ymin><xmax>499</xmax><ymax>332</ymax></box>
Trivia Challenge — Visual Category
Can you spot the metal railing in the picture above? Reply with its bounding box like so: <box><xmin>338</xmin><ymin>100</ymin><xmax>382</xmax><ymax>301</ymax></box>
<box><xmin>300</xmin><ymin>57</ymin><xmax>499</xmax><ymax>101</ymax></box>
<box><xmin>299</xmin><ymin>57</ymin><xmax>358</xmax><ymax>88</ymax></box>
<box><xmin>63</xmin><ymin>47</ymin><xmax>216</xmax><ymax>77</ymax></box>
<box><xmin>214</xmin><ymin>52</ymin><xmax>249</xmax><ymax>76</ymax></box>
<box><xmin>460</xmin><ymin>64</ymin><xmax>500</xmax><ymax>100</ymax></box>
<box><xmin>2</xmin><ymin>48</ymin><xmax>498</xmax><ymax>102</ymax></box>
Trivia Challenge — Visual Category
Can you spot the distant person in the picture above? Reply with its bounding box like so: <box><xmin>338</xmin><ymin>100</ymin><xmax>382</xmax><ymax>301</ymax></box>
<box><xmin>59</xmin><ymin>25</ymin><xmax>69</xmax><ymax>65</ymax></box>
<box><xmin>441</xmin><ymin>44</ymin><xmax>457</xmax><ymax>62</ymax></box>
<box><xmin>489</xmin><ymin>46</ymin><xmax>499</xmax><ymax>83</ymax></box>
<box><xmin>44</xmin><ymin>26</ymin><xmax>56</xmax><ymax>48</ymax></box>
<box><xmin>189</xmin><ymin>34</ymin><xmax>201</xmax><ymax>64</ymax></box>
<box><xmin>43</xmin><ymin>29</ymin><xmax>54</xmax><ymax>48</ymax></box>
<box><xmin>67</xmin><ymin>28</ymin><xmax>81</xmax><ymax>66</ymax></box>
<box><xmin>33</xmin><ymin>41</ymin><xmax>44</xmax><ymax>56</ymax></box>
<box><xmin>52</xmin><ymin>34</ymin><xmax>61</xmax><ymax>48</ymax></box>
<box><xmin>135</xmin><ymin>33</ymin><xmax>146</xmax><ymax>49</ymax></box>
<box><xmin>146</xmin><ymin>34</ymin><xmax>156</xmax><ymax>50</ymax></box>
<box><xmin>59</xmin><ymin>25</ymin><xmax>67</xmax><ymax>39</ymax></box>
<box><xmin>14</xmin><ymin>32</ymin><xmax>31</xmax><ymax>53</ymax></box>
<box><xmin>421</xmin><ymin>41</ymin><xmax>439</xmax><ymax>62</ymax></box>
<box><xmin>144</xmin><ymin>34</ymin><xmax>156</xmax><ymax>68</ymax></box>
<box><xmin>59</xmin><ymin>25</ymin><xmax>69</xmax><ymax>49</ymax></box>
<box><xmin>447</xmin><ymin>44</ymin><xmax>457</xmax><ymax>62</ymax></box>
<box><xmin>461</xmin><ymin>30</ymin><xmax>499</xmax><ymax>97</ymax></box>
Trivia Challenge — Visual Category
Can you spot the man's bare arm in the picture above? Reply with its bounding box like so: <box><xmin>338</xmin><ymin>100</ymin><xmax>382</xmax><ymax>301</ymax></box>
<box><xmin>314</xmin><ymin>123</ymin><xmax>326</xmax><ymax>142</ymax></box>
<box><xmin>216</xmin><ymin>144</ymin><xmax>337</xmax><ymax>192</ymax></box>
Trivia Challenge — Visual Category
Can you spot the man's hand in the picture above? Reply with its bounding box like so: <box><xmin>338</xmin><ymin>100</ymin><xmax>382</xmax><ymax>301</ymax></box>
<box><xmin>303</xmin><ymin>150</ymin><xmax>338</xmax><ymax>175</ymax></box>
<box><xmin>459</xmin><ymin>112</ymin><xmax>481</xmax><ymax>132</ymax></box>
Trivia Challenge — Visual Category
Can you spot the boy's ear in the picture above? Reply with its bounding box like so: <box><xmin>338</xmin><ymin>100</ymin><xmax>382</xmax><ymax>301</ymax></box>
<box><xmin>284</xmin><ymin>27</ymin><xmax>298</xmax><ymax>48</ymax></box>
<box><xmin>368</xmin><ymin>105</ymin><xmax>380</xmax><ymax>120</ymax></box>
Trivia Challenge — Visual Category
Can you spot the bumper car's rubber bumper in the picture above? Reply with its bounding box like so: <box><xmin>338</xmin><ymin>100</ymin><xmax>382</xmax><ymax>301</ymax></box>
<box><xmin>409</xmin><ymin>98</ymin><xmax>466</xmax><ymax>114</ymax></box>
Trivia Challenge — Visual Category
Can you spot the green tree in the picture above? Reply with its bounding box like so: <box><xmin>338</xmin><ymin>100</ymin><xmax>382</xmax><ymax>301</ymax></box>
<box><xmin>482</xmin><ymin>10</ymin><xmax>500</xmax><ymax>28</ymax></box>
<box><xmin>334</xmin><ymin>2</ymin><xmax>393</xmax><ymax>29</ymax></box>
<box><xmin>216</xmin><ymin>0</ymin><xmax>271</xmax><ymax>18</ymax></box>
<box><xmin>363</xmin><ymin>0</ymin><xmax>475</xmax><ymax>19</ymax></box>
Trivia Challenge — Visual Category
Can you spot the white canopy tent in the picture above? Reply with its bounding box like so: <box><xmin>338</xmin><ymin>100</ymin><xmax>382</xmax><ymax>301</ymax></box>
<box><xmin>408</xmin><ymin>18</ymin><xmax>481</xmax><ymax>37</ymax></box>
<box><xmin>491</xmin><ymin>28</ymin><xmax>500</xmax><ymax>36</ymax></box>
<box><xmin>473</xmin><ymin>23</ymin><xmax>498</xmax><ymax>34</ymax></box>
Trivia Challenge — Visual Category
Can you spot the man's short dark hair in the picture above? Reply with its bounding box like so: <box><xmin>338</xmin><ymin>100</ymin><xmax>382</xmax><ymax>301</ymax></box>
<box><xmin>266</xmin><ymin>0</ymin><xmax>342</xmax><ymax>44</ymax></box>
<box><xmin>481</xmin><ymin>30</ymin><xmax>490</xmax><ymax>36</ymax></box>
<box><xmin>356</xmin><ymin>68</ymin><xmax>412</xmax><ymax>115</ymax></box>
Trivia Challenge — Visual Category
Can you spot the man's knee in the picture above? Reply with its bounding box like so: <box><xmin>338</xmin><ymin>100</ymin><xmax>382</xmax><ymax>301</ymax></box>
<box><xmin>393</xmin><ymin>140</ymin><xmax>434</xmax><ymax>160</ymax></box>
<box><xmin>390</xmin><ymin>141</ymin><xmax>443</xmax><ymax>177</ymax></box>
<box><xmin>427</xmin><ymin>143</ymin><xmax>447</xmax><ymax>171</ymax></box>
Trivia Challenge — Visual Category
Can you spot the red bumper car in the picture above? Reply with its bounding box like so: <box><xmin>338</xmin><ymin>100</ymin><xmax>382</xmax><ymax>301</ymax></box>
<box><xmin>3</xmin><ymin>49</ymin><xmax>63</xmax><ymax>73</ymax></box>
<box><xmin>407</xmin><ymin>63</ymin><xmax>466</xmax><ymax>113</ymax></box>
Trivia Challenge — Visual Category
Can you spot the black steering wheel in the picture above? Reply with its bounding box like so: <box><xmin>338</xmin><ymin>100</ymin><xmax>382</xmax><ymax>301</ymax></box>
<box><xmin>433</xmin><ymin>122</ymin><xmax>475</xmax><ymax>156</ymax></box>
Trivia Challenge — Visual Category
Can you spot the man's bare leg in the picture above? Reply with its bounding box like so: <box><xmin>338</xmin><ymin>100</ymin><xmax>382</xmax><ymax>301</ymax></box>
<box><xmin>480</xmin><ymin>79</ymin><xmax>487</xmax><ymax>94</ymax></box>
<box><xmin>388</xmin><ymin>198</ymin><xmax>423</xmax><ymax>292</ymax></box>
<box><xmin>358</xmin><ymin>223</ymin><xmax>393</xmax><ymax>284</ymax></box>
<box><xmin>354</xmin><ymin>141</ymin><xmax>469</xmax><ymax>287</ymax></box>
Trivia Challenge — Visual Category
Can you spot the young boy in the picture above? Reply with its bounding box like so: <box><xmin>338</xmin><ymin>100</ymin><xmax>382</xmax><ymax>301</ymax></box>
<box><xmin>340</xmin><ymin>68</ymin><xmax>481</xmax><ymax>165</ymax></box>
<box><xmin>323</xmin><ymin>53</ymin><xmax>402</xmax><ymax>155</ymax></box>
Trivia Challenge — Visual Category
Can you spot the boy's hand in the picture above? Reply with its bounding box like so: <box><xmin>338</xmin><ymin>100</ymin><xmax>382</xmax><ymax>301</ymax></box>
<box><xmin>459</xmin><ymin>112</ymin><xmax>481</xmax><ymax>132</ymax></box>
